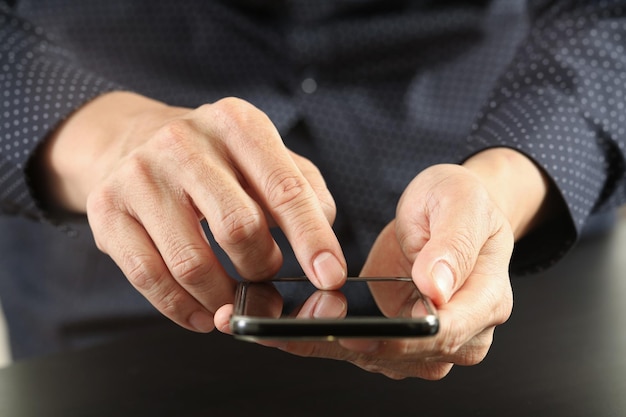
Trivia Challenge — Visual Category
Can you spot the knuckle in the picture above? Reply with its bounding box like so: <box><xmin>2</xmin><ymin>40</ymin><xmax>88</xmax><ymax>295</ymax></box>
<box><xmin>125</xmin><ymin>253</ymin><xmax>161</xmax><ymax>292</ymax></box>
<box><xmin>210</xmin><ymin>97</ymin><xmax>269</xmax><ymax>134</ymax></box>
<box><xmin>167</xmin><ymin>242</ymin><xmax>212</xmax><ymax>286</ymax></box>
<box><xmin>385</xmin><ymin>339</ymin><xmax>413</xmax><ymax>358</ymax></box>
<box><xmin>420</xmin><ymin>363</ymin><xmax>455</xmax><ymax>381</ymax></box>
<box><xmin>382</xmin><ymin>371</ymin><xmax>407</xmax><ymax>381</ymax></box>
<box><xmin>356</xmin><ymin>360</ymin><xmax>389</xmax><ymax>375</ymax></box>
<box><xmin>490</xmin><ymin>285</ymin><xmax>514</xmax><ymax>325</ymax></box>
<box><xmin>125</xmin><ymin>256</ymin><xmax>188</xmax><ymax>319</ymax></box>
<box><xmin>86</xmin><ymin>187</ymin><xmax>127</xmax><ymax>253</ymax></box>
<box><xmin>291</xmin><ymin>343</ymin><xmax>318</xmax><ymax>358</ymax></box>
<box><xmin>106</xmin><ymin>149</ymin><xmax>157</xmax><ymax>190</ymax></box>
<box><xmin>85</xmin><ymin>186</ymin><xmax>108</xmax><ymax>215</ymax></box>
<box><xmin>86</xmin><ymin>185</ymin><xmax>117</xmax><ymax>223</ymax></box>
<box><xmin>153</xmin><ymin>288</ymin><xmax>188</xmax><ymax>319</ymax></box>
<box><xmin>213</xmin><ymin>96</ymin><xmax>255</xmax><ymax>114</ymax></box>
<box><xmin>456</xmin><ymin>333</ymin><xmax>494</xmax><ymax>366</ymax></box>
<box><xmin>432</xmin><ymin>324</ymin><xmax>466</xmax><ymax>359</ymax></box>
<box><xmin>433</xmin><ymin>317</ymin><xmax>496</xmax><ymax>367</ymax></box>
<box><xmin>446</xmin><ymin>231</ymin><xmax>479</xmax><ymax>277</ymax></box>
<box><xmin>150</xmin><ymin>119</ymin><xmax>206</xmax><ymax>172</ymax></box>
<box><xmin>465</xmin><ymin>345</ymin><xmax>491</xmax><ymax>366</ymax></box>
<box><xmin>396</xmin><ymin>222</ymin><xmax>428</xmax><ymax>259</ymax></box>
<box><xmin>204</xmin><ymin>98</ymin><xmax>283</xmax><ymax>156</ymax></box>
<box><xmin>284</xmin><ymin>342</ymin><xmax>328</xmax><ymax>359</ymax></box>
<box><xmin>156</xmin><ymin>118</ymin><xmax>195</xmax><ymax>146</ymax></box>
<box><xmin>157</xmin><ymin>123</ymin><xmax>198</xmax><ymax>158</ymax></box>
<box><xmin>153</xmin><ymin>120</ymin><xmax>194</xmax><ymax>155</ymax></box>
<box><xmin>92</xmin><ymin>235</ymin><xmax>106</xmax><ymax>253</ymax></box>
<box><xmin>212</xmin><ymin>205</ymin><xmax>264</xmax><ymax>248</ymax></box>
<box><xmin>477</xmin><ymin>274</ymin><xmax>514</xmax><ymax>327</ymax></box>
<box><xmin>264</xmin><ymin>168</ymin><xmax>311</xmax><ymax>216</ymax></box>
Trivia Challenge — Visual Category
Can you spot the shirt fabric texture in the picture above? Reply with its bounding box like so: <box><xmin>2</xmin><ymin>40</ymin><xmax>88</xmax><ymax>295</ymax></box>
<box><xmin>1</xmin><ymin>0</ymin><xmax>626</xmax><ymax>359</ymax></box>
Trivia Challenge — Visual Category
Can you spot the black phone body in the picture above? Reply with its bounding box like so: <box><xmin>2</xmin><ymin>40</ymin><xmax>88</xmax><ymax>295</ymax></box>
<box><xmin>230</xmin><ymin>277</ymin><xmax>439</xmax><ymax>341</ymax></box>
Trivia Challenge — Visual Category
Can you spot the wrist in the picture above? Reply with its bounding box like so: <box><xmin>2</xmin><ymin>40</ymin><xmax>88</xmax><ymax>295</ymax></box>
<box><xmin>34</xmin><ymin>91</ymin><xmax>173</xmax><ymax>213</ymax></box>
<box><xmin>462</xmin><ymin>147</ymin><xmax>553</xmax><ymax>240</ymax></box>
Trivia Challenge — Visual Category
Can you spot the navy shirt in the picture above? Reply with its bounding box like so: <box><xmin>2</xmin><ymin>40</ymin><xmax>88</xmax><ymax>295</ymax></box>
<box><xmin>1</xmin><ymin>0</ymin><xmax>626</xmax><ymax>359</ymax></box>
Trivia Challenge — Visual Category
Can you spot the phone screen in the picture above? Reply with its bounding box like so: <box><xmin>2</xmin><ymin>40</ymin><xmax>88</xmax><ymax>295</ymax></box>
<box><xmin>230</xmin><ymin>277</ymin><xmax>438</xmax><ymax>341</ymax></box>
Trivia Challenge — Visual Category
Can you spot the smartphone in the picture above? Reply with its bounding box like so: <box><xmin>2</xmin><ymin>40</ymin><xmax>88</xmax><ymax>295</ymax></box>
<box><xmin>230</xmin><ymin>277</ymin><xmax>439</xmax><ymax>341</ymax></box>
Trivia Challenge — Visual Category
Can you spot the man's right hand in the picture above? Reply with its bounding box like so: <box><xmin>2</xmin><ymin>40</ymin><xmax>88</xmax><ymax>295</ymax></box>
<box><xmin>38</xmin><ymin>91</ymin><xmax>347</xmax><ymax>332</ymax></box>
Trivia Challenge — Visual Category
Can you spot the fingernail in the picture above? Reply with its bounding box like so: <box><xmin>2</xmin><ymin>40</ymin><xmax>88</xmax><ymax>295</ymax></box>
<box><xmin>312</xmin><ymin>251</ymin><xmax>345</xmax><ymax>289</ymax></box>
<box><xmin>432</xmin><ymin>261</ymin><xmax>454</xmax><ymax>303</ymax></box>
<box><xmin>313</xmin><ymin>293</ymin><xmax>346</xmax><ymax>318</ymax></box>
<box><xmin>189</xmin><ymin>311</ymin><xmax>215</xmax><ymax>333</ymax></box>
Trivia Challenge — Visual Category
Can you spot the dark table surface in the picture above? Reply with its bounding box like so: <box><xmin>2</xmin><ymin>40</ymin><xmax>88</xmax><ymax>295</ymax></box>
<box><xmin>1</xmin><ymin>218</ymin><xmax>625</xmax><ymax>417</ymax></box>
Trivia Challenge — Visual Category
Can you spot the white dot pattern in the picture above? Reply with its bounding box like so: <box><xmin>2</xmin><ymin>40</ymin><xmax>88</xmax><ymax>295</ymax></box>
<box><xmin>0</xmin><ymin>0</ymin><xmax>625</xmax><ymax>276</ymax></box>
<box><xmin>0</xmin><ymin>6</ymin><xmax>118</xmax><ymax>219</ymax></box>
<box><xmin>468</xmin><ymin>0</ymin><xmax>626</xmax><ymax>270</ymax></box>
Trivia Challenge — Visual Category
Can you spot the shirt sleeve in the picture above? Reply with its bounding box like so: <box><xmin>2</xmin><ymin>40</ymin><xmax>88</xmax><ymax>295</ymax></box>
<box><xmin>0</xmin><ymin>4</ymin><xmax>120</xmax><ymax>221</ymax></box>
<box><xmin>465</xmin><ymin>0</ymin><xmax>626</xmax><ymax>274</ymax></box>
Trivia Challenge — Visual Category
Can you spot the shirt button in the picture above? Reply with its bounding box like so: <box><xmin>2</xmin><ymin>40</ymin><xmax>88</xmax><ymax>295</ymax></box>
<box><xmin>301</xmin><ymin>77</ymin><xmax>317</xmax><ymax>94</ymax></box>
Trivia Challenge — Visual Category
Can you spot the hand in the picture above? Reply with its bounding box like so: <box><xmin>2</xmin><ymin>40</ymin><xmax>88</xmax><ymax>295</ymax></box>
<box><xmin>38</xmin><ymin>92</ymin><xmax>347</xmax><ymax>332</ymax></box>
<box><xmin>350</xmin><ymin>199</ymin><xmax>514</xmax><ymax>380</ymax></box>
<box><xmin>216</xmin><ymin>149</ymin><xmax>552</xmax><ymax>379</ymax></box>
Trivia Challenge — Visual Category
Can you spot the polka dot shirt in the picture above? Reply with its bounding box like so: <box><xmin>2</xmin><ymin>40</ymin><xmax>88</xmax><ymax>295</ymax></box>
<box><xmin>1</xmin><ymin>0</ymin><xmax>626</xmax><ymax>274</ymax></box>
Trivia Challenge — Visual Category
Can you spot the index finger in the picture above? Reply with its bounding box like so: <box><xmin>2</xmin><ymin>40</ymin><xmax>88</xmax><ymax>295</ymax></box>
<box><xmin>209</xmin><ymin>99</ymin><xmax>347</xmax><ymax>289</ymax></box>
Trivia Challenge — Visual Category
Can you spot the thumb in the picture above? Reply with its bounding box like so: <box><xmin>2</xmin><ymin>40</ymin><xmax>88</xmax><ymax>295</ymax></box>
<box><xmin>397</xmin><ymin>166</ymin><xmax>503</xmax><ymax>306</ymax></box>
<box><xmin>410</xmin><ymin>237</ymin><xmax>474</xmax><ymax>306</ymax></box>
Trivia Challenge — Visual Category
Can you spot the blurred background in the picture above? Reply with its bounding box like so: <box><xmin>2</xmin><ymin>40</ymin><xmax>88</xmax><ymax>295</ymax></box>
<box><xmin>0</xmin><ymin>300</ymin><xmax>9</xmax><ymax>367</ymax></box>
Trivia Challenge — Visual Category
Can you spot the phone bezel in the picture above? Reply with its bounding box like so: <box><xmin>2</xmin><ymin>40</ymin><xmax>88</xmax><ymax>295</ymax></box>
<box><xmin>230</xmin><ymin>277</ymin><xmax>439</xmax><ymax>341</ymax></box>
